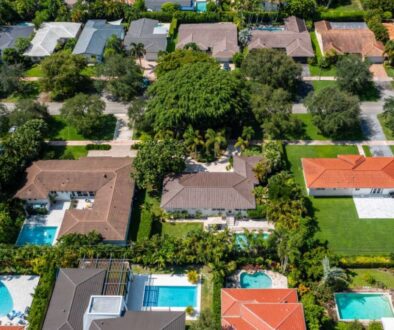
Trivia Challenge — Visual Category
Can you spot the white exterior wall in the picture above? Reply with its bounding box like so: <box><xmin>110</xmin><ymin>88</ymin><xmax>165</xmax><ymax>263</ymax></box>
<box><xmin>308</xmin><ymin>188</ymin><xmax>394</xmax><ymax>197</ymax></box>
<box><xmin>165</xmin><ymin>208</ymin><xmax>248</xmax><ymax>217</ymax></box>
<box><xmin>54</xmin><ymin>192</ymin><xmax>73</xmax><ymax>200</ymax></box>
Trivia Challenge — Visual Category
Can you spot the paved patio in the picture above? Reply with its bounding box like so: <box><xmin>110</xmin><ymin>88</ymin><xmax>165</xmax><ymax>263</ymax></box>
<box><xmin>353</xmin><ymin>197</ymin><xmax>394</xmax><ymax>219</ymax></box>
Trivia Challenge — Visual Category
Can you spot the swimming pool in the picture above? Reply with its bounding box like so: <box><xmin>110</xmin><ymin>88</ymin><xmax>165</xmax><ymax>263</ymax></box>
<box><xmin>335</xmin><ymin>293</ymin><xmax>394</xmax><ymax>320</ymax></box>
<box><xmin>195</xmin><ymin>1</ymin><xmax>207</xmax><ymax>12</ymax></box>
<box><xmin>16</xmin><ymin>225</ymin><xmax>58</xmax><ymax>246</ymax></box>
<box><xmin>255</xmin><ymin>26</ymin><xmax>284</xmax><ymax>32</ymax></box>
<box><xmin>143</xmin><ymin>285</ymin><xmax>197</xmax><ymax>307</ymax></box>
<box><xmin>240</xmin><ymin>271</ymin><xmax>272</xmax><ymax>288</ymax></box>
<box><xmin>235</xmin><ymin>233</ymin><xmax>269</xmax><ymax>249</ymax></box>
<box><xmin>0</xmin><ymin>281</ymin><xmax>13</xmax><ymax>317</ymax></box>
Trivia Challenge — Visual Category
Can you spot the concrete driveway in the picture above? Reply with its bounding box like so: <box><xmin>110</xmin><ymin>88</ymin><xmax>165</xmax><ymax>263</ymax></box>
<box><xmin>353</xmin><ymin>197</ymin><xmax>394</xmax><ymax>218</ymax></box>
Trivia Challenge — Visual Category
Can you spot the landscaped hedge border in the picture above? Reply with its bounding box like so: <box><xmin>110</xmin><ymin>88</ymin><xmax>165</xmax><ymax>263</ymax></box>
<box><xmin>85</xmin><ymin>144</ymin><xmax>111</xmax><ymax>150</ymax></box>
<box><xmin>212</xmin><ymin>274</ymin><xmax>224</xmax><ymax>330</ymax></box>
<box><xmin>318</xmin><ymin>9</ymin><xmax>365</xmax><ymax>21</ymax></box>
<box><xmin>339</xmin><ymin>256</ymin><xmax>394</xmax><ymax>268</ymax></box>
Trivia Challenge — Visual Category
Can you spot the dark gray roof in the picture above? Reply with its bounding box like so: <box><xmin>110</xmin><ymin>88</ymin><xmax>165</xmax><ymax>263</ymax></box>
<box><xmin>0</xmin><ymin>26</ymin><xmax>34</xmax><ymax>51</ymax></box>
<box><xmin>73</xmin><ymin>20</ymin><xmax>124</xmax><ymax>57</ymax></box>
<box><xmin>43</xmin><ymin>268</ymin><xmax>106</xmax><ymax>330</ymax></box>
<box><xmin>90</xmin><ymin>311</ymin><xmax>185</xmax><ymax>330</ymax></box>
<box><xmin>161</xmin><ymin>156</ymin><xmax>261</xmax><ymax>210</ymax></box>
<box><xmin>124</xmin><ymin>19</ymin><xmax>167</xmax><ymax>54</ymax></box>
<box><xmin>145</xmin><ymin>0</ymin><xmax>192</xmax><ymax>11</ymax></box>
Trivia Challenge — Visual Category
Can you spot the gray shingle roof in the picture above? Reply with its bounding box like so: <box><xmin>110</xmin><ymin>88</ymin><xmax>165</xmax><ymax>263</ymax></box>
<box><xmin>145</xmin><ymin>0</ymin><xmax>193</xmax><ymax>11</ymax></box>
<box><xmin>73</xmin><ymin>20</ymin><xmax>124</xmax><ymax>57</ymax></box>
<box><xmin>43</xmin><ymin>269</ymin><xmax>106</xmax><ymax>330</ymax></box>
<box><xmin>0</xmin><ymin>26</ymin><xmax>34</xmax><ymax>51</ymax></box>
<box><xmin>124</xmin><ymin>18</ymin><xmax>168</xmax><ymax>59</ymax></box>
<box><xmin>248</xmin><ymin>16</ymin><xmax>314</xmax><ymax>58</ymax></box>
<box><xmin>161</xmin><ymin>156</ymin><xmax>261</xmax><ymax>210</ymax></box>
<box><xmin>90</xmin><ymin>311</ymin><xmax>185</xmax><ymax>330</ymax></box>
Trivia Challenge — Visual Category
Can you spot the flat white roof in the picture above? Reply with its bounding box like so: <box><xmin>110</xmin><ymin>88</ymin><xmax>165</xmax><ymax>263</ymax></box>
<box><xmin>382</xmin><ymin>317</ymin><xmax>394</xmax><ymax>330</ymax></box>
<box><xmin>88</xmin><ymin>295</ymin><xmax>123</xmax><ymax>315</ymax></box>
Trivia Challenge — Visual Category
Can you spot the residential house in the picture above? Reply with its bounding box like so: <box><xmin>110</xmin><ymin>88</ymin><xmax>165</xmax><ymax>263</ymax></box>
<box><xmin>124</xmin><ymin>18</ymin><xmax>169</xmax><ymax>61</ymax></box>
<box><xmin>73</xmin><ymin>20</ymin><xmax>125</xmax><ymax>62</ymax></box>
<box><xmin>15</xmin><ymin>157</ymin><xmax>135</xmax><ymax>245</ymax></box>
<box><xmin>160</xmin><ymin>155</ymin><xmax>261</xmax><ymax>216</ymax></box>
<box><xmin>176</xmin><ymin>22</ymin><xmax>239</xmax><ymax>62</ymax></box>
<box><xmin>145</xmin><ymin>0</ymin><xmax>194</xmax><ymax>11</ymax></box>
<box><xmin>43</xmin><ymin>266</ymin><xmax>185</xmax><ymax>330</ymax></box>
<box><xmin>221</xmin><ymin>288</ymin><xmax>307</xmax><ymax>329</ymax></box>
<box><xmin>314</xmin><ymin>21</ymin><xmax>384</xmax><ymax>63</ymax></box>
<box><xmin>248</xmin><ymin>16</ymin><xmax>314</xmax><ymax>62</ymax></box>
<box><xmin>24</xmin><ymin>22</ymin><xmax>82</xmax><ymax>59</ymax></box>
<box><xmin>302</xmin><ymin>155</ymin><xmax>394</xmax><ymax>196</ymax></box>
<box><xmin>0</xmin><ymin>25</ymin><xmax>34</xmax><ymax>56</ymax></box>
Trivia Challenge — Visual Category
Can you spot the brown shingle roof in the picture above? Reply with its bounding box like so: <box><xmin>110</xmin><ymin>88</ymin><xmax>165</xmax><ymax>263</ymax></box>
<box><xmin>249</xmin><ymin>16</ymin><xmax>314</xmax><ymax>58</ymax></box>
<box><xmin>315</xmin><ymin>21</ymin><xmax>384</xmax><ymax>57</ymax></box>
<box><xmin>176</xmin><ymin>23</ymin><xmax>239</xmax><ymax>61</ymax></box>
<box><xmin>15</xmin><ymin>157</ymin><xmax>134</xmax><ymax>242</ymax></box>
<box><xmin>43</xmin><ymin>269</ymin><xmax>106</xmax><ymax>330</ymax></box>
<box><xmin>160</xmin><ymin>156</ymin><xmax>261</xmax><ymax>210</ymax></box>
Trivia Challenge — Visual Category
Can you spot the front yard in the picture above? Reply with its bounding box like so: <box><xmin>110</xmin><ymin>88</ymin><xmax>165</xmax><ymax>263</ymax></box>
<box><xmin>41</xmin><ymin>145</ymin><xmax>88</xmax><ymax>159</ymax></box>
<box><xmin>285</xmin><ymin>145</ymin><xmax>394</xmax><ymax>255</ymax></box>
<box><xmin>377</xmin><ymin>113</ymin><xmax>394</xmax><ymax>140</ymax></box>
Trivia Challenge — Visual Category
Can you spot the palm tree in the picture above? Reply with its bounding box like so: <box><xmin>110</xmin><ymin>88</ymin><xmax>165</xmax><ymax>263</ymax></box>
<box><xmin>130</xmin><ymin>42</ymin><xmax>146</xmax><ymax>66</ymax></box>
<box><xmin>321</xmin><ymin>256</ymin><xmax>348</xmax><ymax>289</ymax></box>
<box><xmin>235</xmin><ymin>126</ymin><xmax>255</xmax><ymax>153</ymax></box>
<box><xmin>205</xmin><ymin>129</ymin><xmax>227</xmax><ymax>160</ymax></box>
<box><xmin>183</xmin><ymin>125</ymin><xmax>204</xmax><ymax>159</ymax></box>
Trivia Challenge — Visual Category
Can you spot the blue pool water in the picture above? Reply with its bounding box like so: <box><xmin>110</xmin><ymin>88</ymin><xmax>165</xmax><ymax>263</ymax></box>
<box><xmin>16</xmin><ymin>225</ymin><xmax>57</xmax><ymax>246</ymax></box>
<box><xmin>255</xmin><ymin>26</ymin><xmax>284</xmax><ymax>32</ymax></box>
<box><xmin>0</xmin><ymin>281</ymin><xmax>13</xmax><ymax>317</ymax></box>
<box><xmin>235</xmin><ymin>233</ymin><xmax>269</xmax><ymax>249</ymax></box>
<box><xmin>336</xmin><ymin>293</ymin><xmax>394</xmax><ymax>320</ymax></box>
<box><xmin>196</xmin><ymin>1</ymin><xmax>207</xmax><ymax>12</ymax></box>
<box><xmin>240</xmin><ymin>272</ymin><xmax>272</xmax><ymax>288</ymax></box>
<box><xmin>143</xmin><ymin>286</ymin><xmax>197</xmax><ymax>307</ymax></box>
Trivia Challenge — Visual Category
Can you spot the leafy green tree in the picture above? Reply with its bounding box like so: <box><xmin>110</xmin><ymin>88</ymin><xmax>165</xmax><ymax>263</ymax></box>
<box><xmin>8</xmin><ymin>99</ymin><xmax>49</xmax><ymax>127</ymax></box>
<box><xmin>183</xmin><ymin>125</ymin><xmax>205</xmax><ymax>159</ymax></box>
<box><xmin>60</xmin><ymin>94</ymin><xmax>105</xmax><ymax>137</ymax></box>
<box><xmin>286</xmin><ymin>0</ymin><xmax>317</xmax><ymax>18</ymax></box>
<box><xmin>132</xmin><ymin>138</ymin><xmax>187</xmax><ymax>191</ymax></box>
<box><xmin>268</xmin><ymin>171</ymin><xmax>303</xmax><ymax>201</ymax></box>
<box><xmin>305</xmin><ymin>87</ymin><xmax>360</xmax><ymax>138</ymax></box>
<box><xmin>103</xmin><ymin>34</ymin><xmax>125</xmax><ymax>59</ymax></box>
<box><xmin>385</xmin><ymin>40</ymin><xmax>394</xmax><ymax>66</ymax></box>
<box><xmin>301</xmin><ymin>293</ymin><xmax>326</xmax><ymax>330</ymax></box>
<box><xmin>146</xmin><ymin>62</ymin><xmax>248</xmax><ymax>133</ymax></box>
<box><xmin>0</xmin><ymin>104</ymin><xmax>10</xmax><ymax>136</ymax></box>
<box><xmin>0</xmin><ymin>64</ymin><xmax>23</xmax><ymax>97</ymax></box>
<box><xmin>335</xmin><ymin>55</ymin><xmax>372</xmax><ymax>95</ymax></box>
<box><xmin>242</xmin><ymin>49</ymin><xmax>302</xmax><ymax>92</ymax></box>
<box><xmin>161</xmin><ymin>2</ymin><xmax>180</xmax><ymax>12</ymax></box>
<box><xmin>263</xmin><ymin>140</ymin><xmax>285</xmax><ymax>174</ymax></box>
<box><xmin>40</xmin><ymin>51</ymin><xmax>88</xmax><ymax>100</ymax></box>
<box><xmin>367</xmin><ymin>15</ymin><xmax>389</xmax><ymax>43</ymax></box>
<box><xmin>190</xmin><ymin>309</ymin><xmax>217</xmax><ymax>330</ymax></box>
<box><xmin>57</xmin><ymin>231</ymin><xmax>103</xmax><ymax>247</ymax></box>
<box><xmin>97</xmin><ymin>54</ymin><xmax>143</xmax><ymax>102</ymax></box>
<box><xmin>0</xmin><ymin>206</ymin><xmax>19</xmax><ymax>244</ymax></box>
<box><xmin>155</xmin><ymin>49</ymin><xmax>218</xmax><ymax>77</ymax></box>
<box><xmin>382</xmin><ymin>97</ymin><xmax>394</xmax><ymax>132</ymax></box>
<box><xmin>205</xmin><ymin>128</ymin><xmax>227</xmax><ymax>160</ymax></box>
<box><xmin>129</xmin><ymin>42</ymin><xmax>146</xmax><ymax>66</ymax></box>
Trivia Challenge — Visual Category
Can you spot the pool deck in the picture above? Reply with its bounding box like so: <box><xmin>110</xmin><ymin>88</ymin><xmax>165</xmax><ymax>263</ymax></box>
<box><xmin>127</xmin><ymin>274</ymin><xmax>201</xmax><ymax>319</ymax></box>
<box><xmin>0</xmin><ymin>275</ymin><xmax>39</xmax><ymax>326</ymax></box>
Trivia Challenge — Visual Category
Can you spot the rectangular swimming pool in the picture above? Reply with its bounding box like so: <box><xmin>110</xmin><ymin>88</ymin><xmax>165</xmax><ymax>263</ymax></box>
<box><xmin>16</xmin><ymin>225</ymin><xmax>57</xmax><ymax>246</ymax></box>
<box><xmin>143</xmin><ymin>285</ymin><xmax>197</xmax><ymax>307</ymax></box>
<box><xmin>336</xmin><ymin>292</ymin><xmax>394</xmax><ymax>320</ymax></box>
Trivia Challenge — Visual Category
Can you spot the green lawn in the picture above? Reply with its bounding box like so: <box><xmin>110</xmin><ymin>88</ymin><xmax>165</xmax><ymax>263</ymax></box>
<box><xmin>349</xmin><ymin>269</ymin><xmax>394</xmax><ymax>289</ymax></box>
<box><xmin>285</xmin><ymin>145</ymin><xmax>394</xmax><ymax>255</ymax></box>
<box><xmin>362</xmin><ymin>145</ymin><xmax>372</xmax><ymax>157</ymax></box>
<box><xmin>45</xmin><ymin>115</ymin><xmax>116</xmax><ymax>141</ymax></box>
<box><xmin>377</xmin><ymin>114</ymin><xmax>394</xmax><ymax>140</ymax></box>
<box><xmin>311</xmin><ymin>80</ymin><xmax>337</xmax><ymax>92</ymax></box>
<box><xmin>293</xmin><ymin>114</ymin><xmax>328</xmax><ymax>140</ymax></box>
<box><xmin>160</xmin><ymin>222</ymin><xmax>203</xmax><ymax>238</ymax></box>
<box><xmin>41</xmin><ymin>145</ymin><xmax>88</xmax><ymax>159</ymax></box>
<box><xmin>25</xmin><ymin>64</ymin><xmax>44</xmax><ymax>77</ymax></box>
<box><xmin>308</xmin><ymin>32</ymin><xmax>337</xmax><ymax>76</ymax></box>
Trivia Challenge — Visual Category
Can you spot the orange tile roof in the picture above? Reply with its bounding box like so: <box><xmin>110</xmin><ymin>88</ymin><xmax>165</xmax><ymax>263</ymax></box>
<box><xmin>0</xmin><ymin>327</ymin><xmax>25</xmax><ymax>330</ymax></box>
<box><xmin>221</xmin><ymin>289</ymin><xmax>306</xmax><ymax>330</ymax></box>
<box><xmin>383</xmin><ymin>23</ymin><xmax>394</xmax><ymax>40</ymax></box>
<box><xmin>302</xmin><ymin>155</ymin><xmax>394</xmax><ymax>189</ymax></box>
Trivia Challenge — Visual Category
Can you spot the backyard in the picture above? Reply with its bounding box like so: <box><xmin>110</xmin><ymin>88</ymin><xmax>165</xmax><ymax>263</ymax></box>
<box><xmin>349</xmin><ymin>268</ymin><xmax>394</xmax><ymax>288</ymax></box>
<box><xmin>41</xmin><ymin>145</ymin><xmax>89</xmax><ymax>159</ymax></box>
<box><xmin>285</xmin><ymin>145</ymin><xmax>394</xmax><ymax>255</ymax></box>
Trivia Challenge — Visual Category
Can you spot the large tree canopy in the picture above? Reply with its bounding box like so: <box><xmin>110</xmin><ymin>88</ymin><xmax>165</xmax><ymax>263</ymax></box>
<box><xmin>383</xmin><ymin>97</ymin><xmax>394</xmax><ymax>133</ymax></box>
<box><xmin>0</xmin><ymin>64</ymin><xmax>23</xmax><ymax>98</ymax></box>
<box><xmin>155</xmin><ymin>49</ymin><xmax>218</xmax><ymax>77</ymax></box>
<box><xmin>305</xmin><ymin>87</ymin><xmax>361</xmax><ymax>138</ymax></box>
<box><xmin>241</xmin><ymin>48</ymin><xmax>302</xmax><ymax>93</ymax></box>
<box><xmin>7</xmin><ymin>99</ymin><xmax>49</xmax><ymax>127</ymax></box>
<box><xmin>146</xmin><ymin>62</ymin><xmax>249</xmax><ymax>134</ymax></box>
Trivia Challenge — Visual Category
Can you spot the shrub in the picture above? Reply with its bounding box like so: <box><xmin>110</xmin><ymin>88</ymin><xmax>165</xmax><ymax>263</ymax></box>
<box><xmin>212</xmin><ymin>274</ymin><xmax>224</xmax><ymax>329</ymax></box>
<box><xmin>187</xmin><ymin>269</ymin><xmax>199</xmax><ymax>284</ymax></box>
<box><xmin>85</xmin><ymin>144</ymin><xmax>111</xmax><ymax>150</ymax></box>
<box><xmin>247</xmin><ymin>204</ymin><xmax>267</xmax><ymax>219</ymax></box>
<box><xmin>339</xmin><ymin>256</ymin><xmax>394</xmax><ymax>268</ymax></box>
<box><xmin>319</xmin><ymin>10</ymin><xmax>365</xmax><ymax>21</ymax></box>
<box><xmin>169</xmin><ymin>17</ymin><xmax>178</xmax><ymax>37</ymax></box>
<box><xmin>185</xmin><ymin>305</ymin><xmax>195</xmax><ymax>316</ymax></box>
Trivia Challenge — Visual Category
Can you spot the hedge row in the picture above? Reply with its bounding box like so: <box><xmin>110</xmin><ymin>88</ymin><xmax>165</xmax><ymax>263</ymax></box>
<box><xmin>318</xmin><ymin>9</ymin><xmax>365</xmax><ymax>21</ymax></box>
<box><xmin>85</xmin><ymin>144</ymin><xmax>111</xmax><ymax>150</ymax></box>
<box><xmin>169</xmin><ymin>17</ymin><xmax>178</xmax><ymax>38</ymax></box>
<box><xmin>339</xmin><ymin>256</ymin><xmax>394</xmax><ymax>268</ymax></box>
<box><xmin>212</xmin><ymin>274</ymin><xmax>224</xmax><ymax>330</ymax></box>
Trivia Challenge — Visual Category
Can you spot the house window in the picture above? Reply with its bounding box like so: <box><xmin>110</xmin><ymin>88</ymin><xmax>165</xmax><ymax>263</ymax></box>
<box><xmin>316</xmin><ymin>188</ymin><xmax>325</xmax><ymax>191</ymax></box>
<box><xmin>371</xmin><ymin>188</ymin><xmax>383</xmax><ymax>194</ymax></box>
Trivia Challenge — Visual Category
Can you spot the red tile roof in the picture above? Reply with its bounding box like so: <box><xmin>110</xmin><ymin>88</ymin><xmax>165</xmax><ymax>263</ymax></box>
<box><xmin>221</xmin><ymin>289</ymin><xmax>306</xmax><ymax>330</ymax></box>
<box><xmin>302</xmin><ymin>155</ymin><xmax>394</xmax><ymax>189</ymax></box>
<box><xmin>0</xmin><ymin>327</ymin><xmax>25</xmax><ymax>330</ymax></box>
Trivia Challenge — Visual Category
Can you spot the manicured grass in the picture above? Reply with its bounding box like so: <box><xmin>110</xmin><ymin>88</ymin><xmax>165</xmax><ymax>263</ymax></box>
<box><xmin>160</xmin><ymin>222</ymin><xmax>203</xmax><ymax>238</ymax></box>
<box><xmin>377</xmin><ymin>114</ymin><xmax>394</xmax><ymax>140</ymax></box>
<box><xmin>293</xmin><ymin>114</ymin><xmax>328</xmax><ymax>140</ymax></box>
<box><xmin>45</xmin><ymin>115</ymin><xmax>116</xmax><ymax>141</ymax></box>
<box><xmin>362</xmin><ymin>145</ymin><xmax>372</xmax><ymax>157</ymax></box>
<box><xmin>25</xmin><ymin>64</ymin><xmax>44</xmax><ymax>77</ymax></box>
<box><xmin>242</xmin><ymin>145</ymin><xmax>263</xmax><ymax>156</ymax></box>
<box><xmin>286</xmin><ymin>145</ymin><xmax>394</xmax><ymax>255</ymax></box>
<box><xmin>41</xmin><ymin>145</ymin><xmax>88</xmax><ymax>159</ymax></box>
<box><xmin>311</xmin><ymin>80</ymin><xmax>337</xmax><ymax>92</ymax></box>
<box><xmin>308</xmin><ymin>32</ymin><xmax>337</xmax><ymax>76</ymax></box>
<box><xmin>349</xmin><ymin>269</ymin><xmax>394</xmax><ymax>289</ymax></box>
<box><xmin>201</xmin><ymin>266</ymin><xmax>214</xmax><ymax>310</ymax></box>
